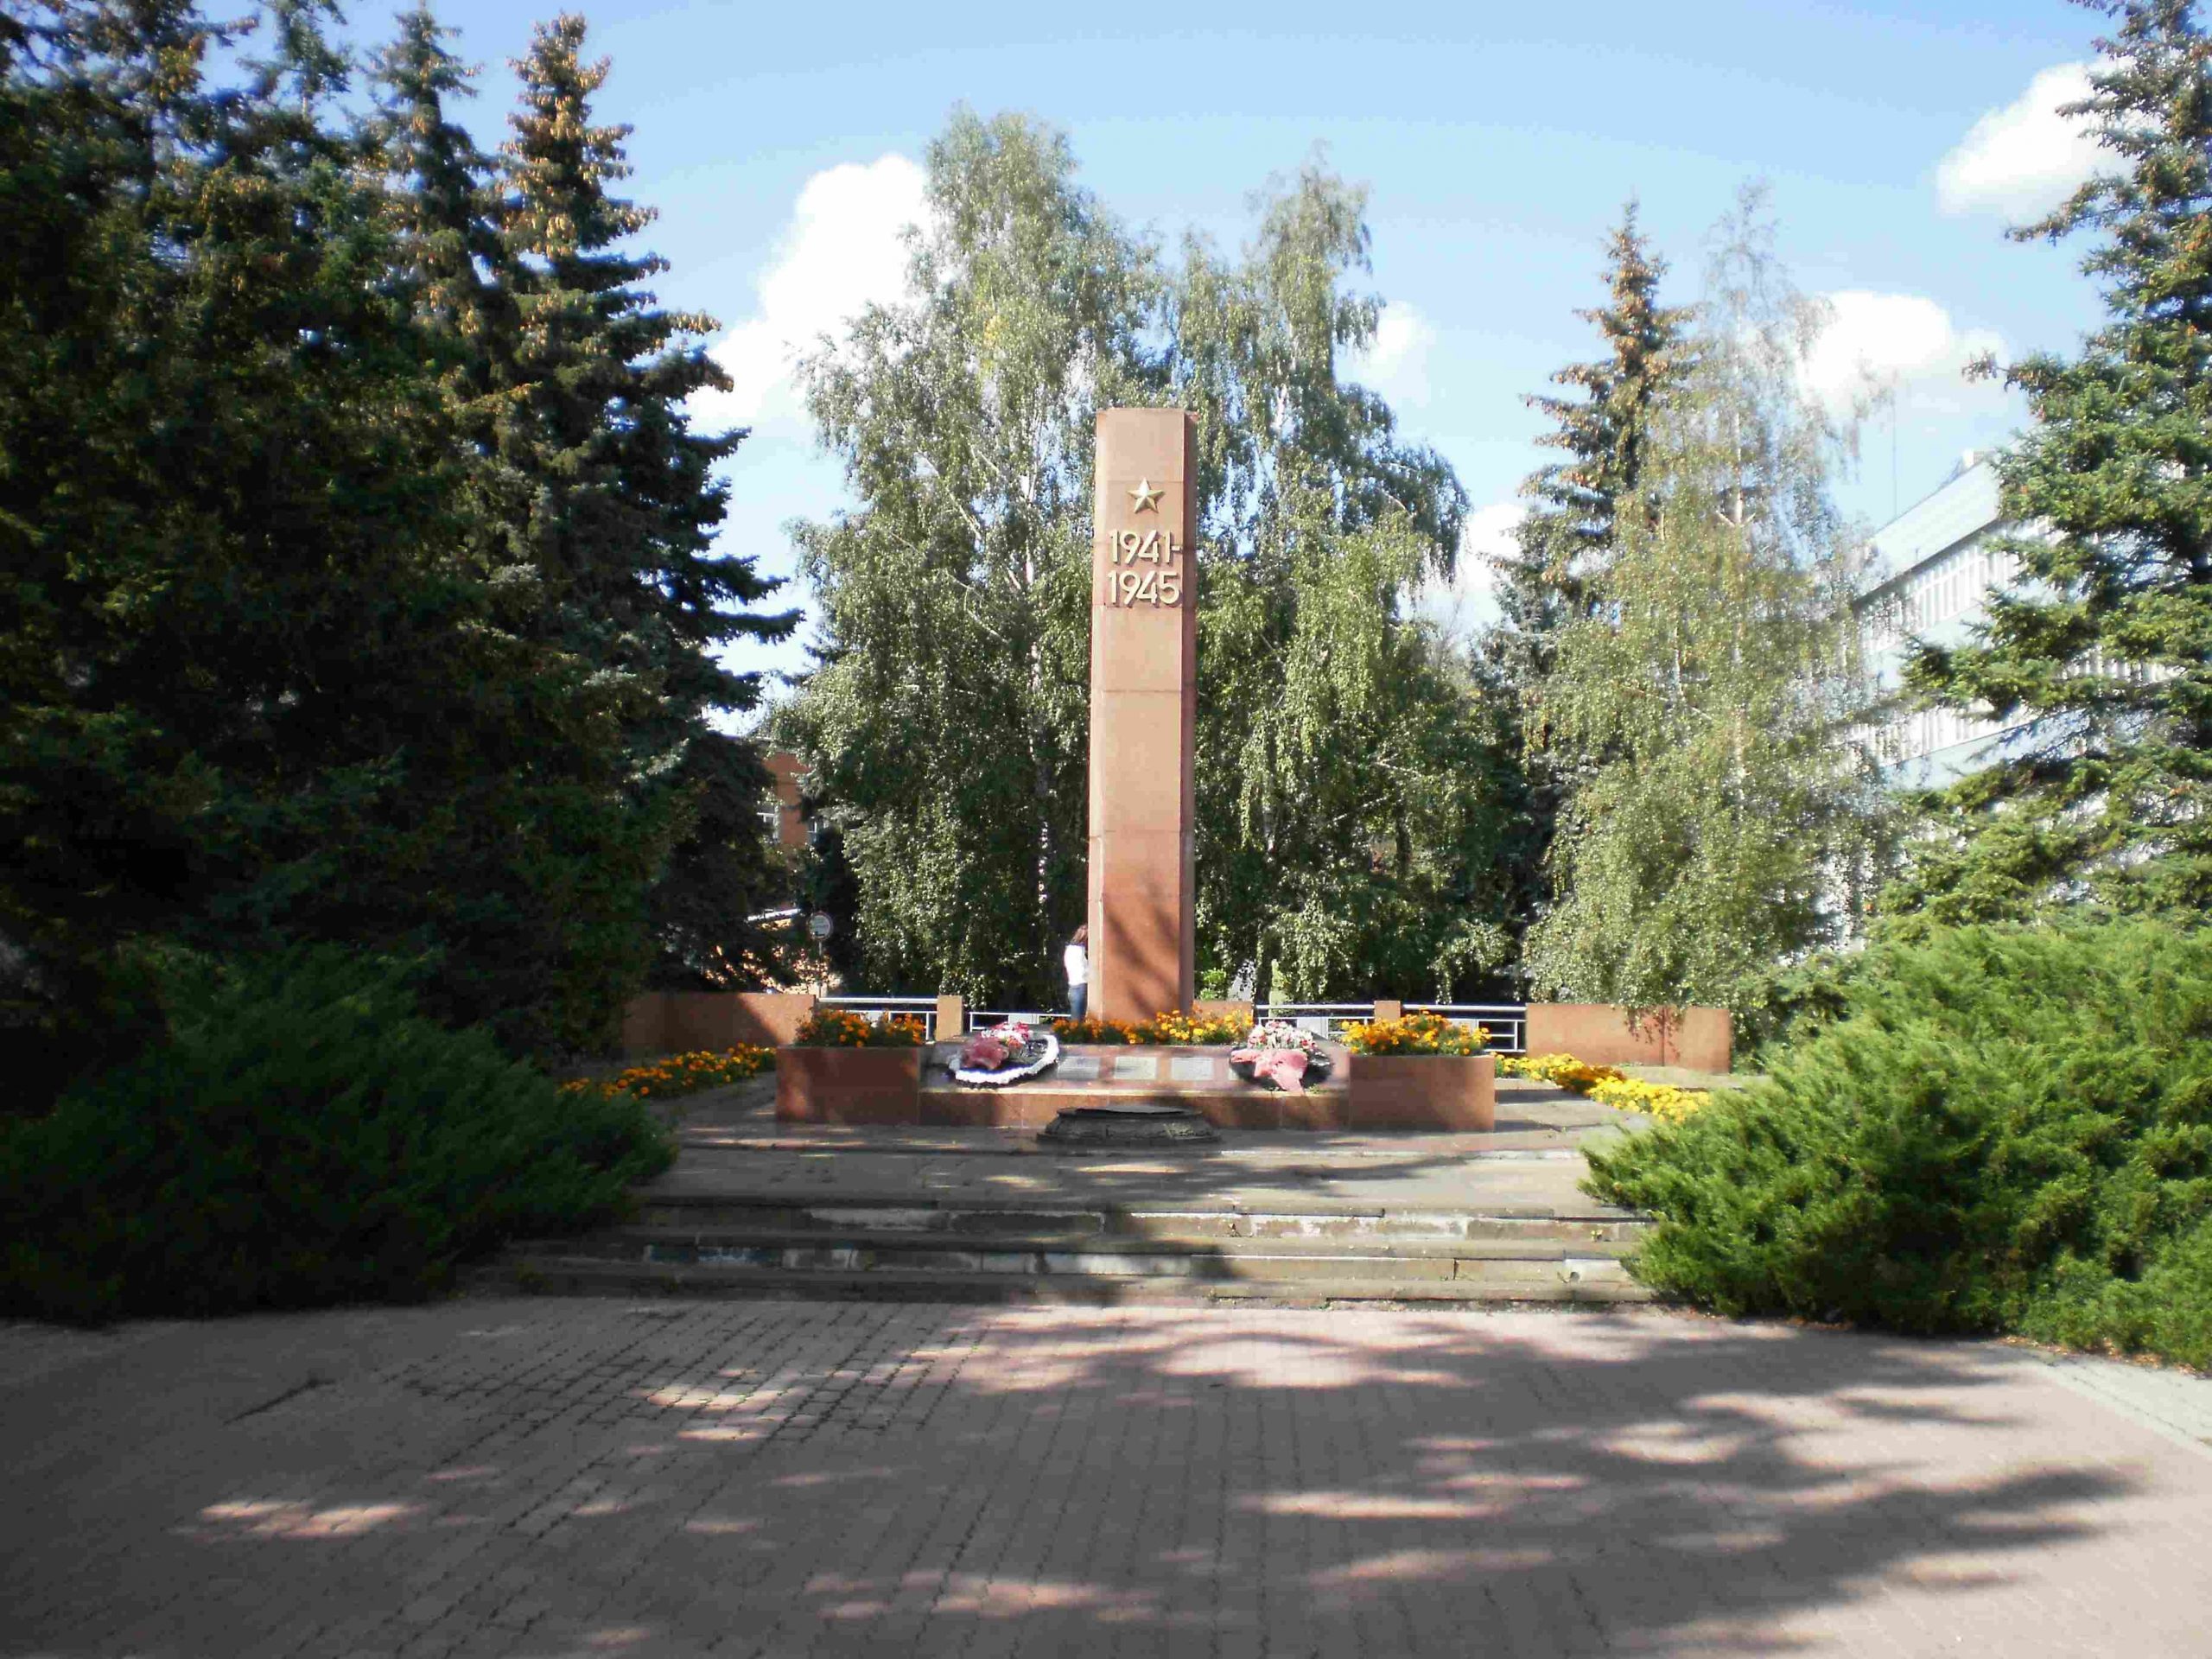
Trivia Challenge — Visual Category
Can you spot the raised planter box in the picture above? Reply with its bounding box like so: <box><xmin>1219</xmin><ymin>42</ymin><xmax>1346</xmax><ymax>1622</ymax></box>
<box><xmin>777</xmin><ymin>1043</ymin><xmax>1496</xmax><ymax>1133</ymax></box>
<box><xmin>917</xmin><ymin>1045</ymin><xmax>1353</xmax><ymax>1129</ymax></box>
<box><xmin>775</xmin><ymin>1046</ymin><xmax>923</xmax><ymax>1125</ymax></box>
<box><xmin>1347</xmin><ymin>1052</ymin><xmax>1496</xmax><ymax>1131</ymax></box>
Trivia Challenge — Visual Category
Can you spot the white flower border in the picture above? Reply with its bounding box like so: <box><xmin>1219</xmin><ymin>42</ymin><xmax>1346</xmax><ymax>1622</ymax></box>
<box><xmin>951</xmin><ymin>1030</ymin><xmax>1061</xmax><ymax>1089</ymax></box>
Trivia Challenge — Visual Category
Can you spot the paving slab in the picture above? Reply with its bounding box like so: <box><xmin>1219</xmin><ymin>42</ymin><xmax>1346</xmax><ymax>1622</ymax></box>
<box><xmin>3</xmin><ymin>1299</ymin><xmax>2208</xmax><ymax>1658</ymax></box>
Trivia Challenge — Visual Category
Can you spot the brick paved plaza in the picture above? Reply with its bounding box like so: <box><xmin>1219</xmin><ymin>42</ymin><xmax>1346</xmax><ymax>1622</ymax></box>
<box><xmin>5</xmin><ymin>1299</ymin><xmax>2210</xmax><ymax>1658</ymax></box>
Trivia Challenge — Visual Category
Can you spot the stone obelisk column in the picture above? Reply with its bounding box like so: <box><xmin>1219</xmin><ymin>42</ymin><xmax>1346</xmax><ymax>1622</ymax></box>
<box><xmin>1087</xmin><ymin>408</ymin><xmax>1198</xmax><ymax>1024</ymax></box>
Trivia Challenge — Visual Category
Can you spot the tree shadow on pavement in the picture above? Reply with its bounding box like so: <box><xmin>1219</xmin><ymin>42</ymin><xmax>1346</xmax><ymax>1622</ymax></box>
<box><xmin>5</xmin><ymin>1297</ymin><xmax>2202</xmax><ymax>1658</ymax></box>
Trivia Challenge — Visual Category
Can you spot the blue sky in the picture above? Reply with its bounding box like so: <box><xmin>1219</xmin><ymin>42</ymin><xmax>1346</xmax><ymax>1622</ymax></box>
<box><xmin>377</xmin><ymin>0</ymin><xmax>2122</xmax><ymax>689</ymax></box>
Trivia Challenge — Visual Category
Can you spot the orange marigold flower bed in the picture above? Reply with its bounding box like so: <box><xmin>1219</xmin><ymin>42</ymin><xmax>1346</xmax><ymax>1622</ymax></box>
<box><xmin>1127</xmin><ymin>1010</ymin><xmax>1248</xmax><ymax>1046</ymax></box>
<box><xmin>1049</xmin><ymin>1015</ymin><xmax>1139</xmax><ymax>1043</ymax></box>
<box><xmin>792</xmin><ymin>1008</ymin><xmax>926</xmax><ymax>1048</ymax></box>
<box><xmin>560</xmin><ymin>1046</ymin><xmax>774</xmax><ymax>1102</ymax></box>
<box><xmin>1342</xmin><ymin>1010</ymin><xmax>1490</xmax><ymax>1057</ymax></box>
<box><xmin>1496</xmin><ymin>1052</ymin><xmax>1627</xmax><ymax>1092</ymax></box>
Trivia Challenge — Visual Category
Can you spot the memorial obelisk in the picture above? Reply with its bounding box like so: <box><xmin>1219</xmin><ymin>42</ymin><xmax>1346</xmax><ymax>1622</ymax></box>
<box><xmin>1087</xmin><ymin>408</ymin><xmax>1198</xmax><ymax>1023</ymax></box>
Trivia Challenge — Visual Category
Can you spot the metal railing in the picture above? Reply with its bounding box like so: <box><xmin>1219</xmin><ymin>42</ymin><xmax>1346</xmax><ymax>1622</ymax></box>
<box><xmin>1254</xmin><ymin>1001</ymin><xmax>1376</xmax><ymax>1039</ymax></box>
<box><xmin>967</xmin><ymin>1008</ymin><xmax>1053</xmax><ymax>1033</ymax></box>
<box><xmin>1255</xmin><ymin>1002</ymin><xmax>1527</xmax><ymax>1052</ymax></box>
<box><xmin>1408</xmin><ymin>1004</ymin><xmax>1528</xmax><ymax>1055</ymax></box>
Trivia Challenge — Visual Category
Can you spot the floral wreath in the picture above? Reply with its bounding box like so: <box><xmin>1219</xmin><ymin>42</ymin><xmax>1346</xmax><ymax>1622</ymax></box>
<box><xmin>1230</xmin><ymin>1020</ymin><xmax>1332</xmax><ymax>1093</ymax></box>
<box><xmin>951</xmin><ymin>1020</ymin><xmax>1061</xmax><ymax>1089</ymax></box>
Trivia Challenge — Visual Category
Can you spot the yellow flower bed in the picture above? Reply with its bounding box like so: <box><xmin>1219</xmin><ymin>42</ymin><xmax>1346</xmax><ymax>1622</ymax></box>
<box><xmin>1589</xmin><ymin>1076</ymin><xmax>1710</xmax><ymax>1124</ymax></box>
<box><xmin>1050</xmin><ymin>1011</ymin><xmax>1298</xmax><ymax>1046</ymax></box>
<box><xmin>560</xmin><ymin>1046</ymin><xmax>774</xmax><ymax>1102</ymax></box>
<box><xmin>1343</xmin><ymin>1011</ymin><xmax>1489</xmax><ymax>1057</ymax></box>
<box><xmin>1497</xmin><ymin>1052</ymin><xmax>1625</xmax><ymax>1091</ymax></box>
<box><xmin>1497</xmin><ymin>1052</ymin><xmax>1710</xmax><ymax>1122</ymax></box>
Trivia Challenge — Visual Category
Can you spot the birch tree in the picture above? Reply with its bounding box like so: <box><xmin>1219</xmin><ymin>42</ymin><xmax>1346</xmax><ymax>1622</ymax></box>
<box><xmin>783</xmin><ymin>132</ymin><xmax>1526</xmax><ymax>1003</ymax></box>
<box><xmin>781</xmin><ymin>111</ymin><xmax>1160</xmax><ymax>1001</ymax></box>
<box><xmin>1526</xmin><ymin>194</ymin><xmax>1888</xmax><ymax>1015</ymax></box>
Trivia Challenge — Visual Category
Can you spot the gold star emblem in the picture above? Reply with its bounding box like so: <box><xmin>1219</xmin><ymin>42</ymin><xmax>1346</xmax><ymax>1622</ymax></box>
<box><xmin>1128</xmin><ymin>479</ymin><xmax>1162</xmax><ymax>513</ymax></box>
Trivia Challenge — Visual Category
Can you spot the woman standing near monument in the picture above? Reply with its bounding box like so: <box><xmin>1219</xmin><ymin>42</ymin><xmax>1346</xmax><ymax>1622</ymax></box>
<box><xmin>1064</xmin><ymin>925</ymin><xmax>1090</xmax><ymax>1020</ymax></box>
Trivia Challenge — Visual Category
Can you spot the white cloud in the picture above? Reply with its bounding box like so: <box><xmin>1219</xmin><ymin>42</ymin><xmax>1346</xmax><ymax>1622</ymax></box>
<box><xmin>1417</xmin><ymin>499</ymin><xmax>1525</xmax><ymax>641</ymax></box>
<box><xmin>1462</xmin><ymin>499</ymin><xmax>1528</xmax><ymax>571</ymax></box>
<box><xmin>693</xmin><ymin>154</ymin><xmax>930</xmax><ymax>439</ymax></box>
<box><xmin>1802</xmin><ymin>290</ymin><xmax>2007</xmax><ymax>419</ymax></box>
<box><xmin>1936</xmin><ymin>62</ymin><xmax>2107</xmax><ymax>219</ymax></box>
<box><xmin>1351</xmin><ymin>302</ymin><xmax>1438</xmax><ymax>410</ymax></box>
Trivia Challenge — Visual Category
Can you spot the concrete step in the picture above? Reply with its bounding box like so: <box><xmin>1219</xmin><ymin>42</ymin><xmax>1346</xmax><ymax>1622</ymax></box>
<box><xmin>470</xmin><ymin>1255</ymin><xmax>1651</xmax><ymax>1306</ymax></box>
<box><xmin>525</xmin><ymin>1224</ymin><xmax>1642</xmax><ymax>1278</ymax></box>
<box><xmin>629</xmin><ymin>1194</ymin><xmax>1650</xmax><ymax>1246</ymax></box>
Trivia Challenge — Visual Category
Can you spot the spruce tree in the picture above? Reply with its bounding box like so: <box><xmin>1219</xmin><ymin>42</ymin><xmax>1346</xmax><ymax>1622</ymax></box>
<box><xmin>496</xmin><ymin>14</ymin><xmax>796</xmax><ymax>987</ymax></box>
<box><xmin>370</xmin><ymin>4</ymin><xmax>509</xmax><ymax>419</ymax></box>
<box><xmin>1485</xmin><ymin>207</ymin><xmax>1692</xmax><ymax>973</ymax></box>
<box><xmin>1887</xmin><ymin>0</ymin><xmax>2212</xmax><ymax>927</ymax></box>
<box><xmin>0</xmin><ymin>0</ymin><xmax>660</xmax><ymax>1087</ymax></box>
<box><xmin>1497</xmin><ymin>205</ymin><xmax>1693</xmax><ymax>679</ymax></box>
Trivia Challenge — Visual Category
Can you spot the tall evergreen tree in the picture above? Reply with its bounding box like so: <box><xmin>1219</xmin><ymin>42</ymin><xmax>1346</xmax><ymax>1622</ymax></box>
<box><xmin>1485</xmin><ymin>207</ymin><xmax>1694</xmax><ymax>976</ymax></box>
<box><xmin>1885</xmin><ymin>0</ymin><xmax>2212</xmax><ymax>929</ymax></box>
<box><xmin>1497</xmin><ymin>206</ymin><xmax>1692</xmax><ymax>671</ymax></box>
<box><xmin>1526</xmin><ymin>196</ymin><xmax>1886</xmax><ymax>1018</ymax></box>
<box><xmin>370</xmin><ymin>4</ymin><xmax>508</xmax><ymax>420</ymax></box>
<box><xmin>495</xmin><ymin>14</ymin><xmax>797</xmax><ymax>987</ymax></box>
<box><xmin>0</xmin><ymin>0</ymin><xmax>658</xmax><ymax>1089</ymax></box>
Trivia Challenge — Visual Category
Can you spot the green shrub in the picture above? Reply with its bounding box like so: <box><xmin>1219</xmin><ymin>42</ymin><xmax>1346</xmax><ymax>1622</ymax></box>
<box><xmin>1583</xmin><ymin>921</ymin><xmax>2212</xmax><ymax>1368</ymax></box>
<box><xmin>1730</xmin><ymin>948</ymin><xmax>1871</xmax><ymax>1065</ymax></box>
<box><xmin>0</xmin><ymin>949</ymin><xmax>671</xmax><ymax>1323</ymax></box>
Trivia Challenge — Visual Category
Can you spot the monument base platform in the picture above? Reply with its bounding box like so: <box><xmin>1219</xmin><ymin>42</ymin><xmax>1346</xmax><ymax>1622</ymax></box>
<box><xmin>775</xmin><ymin>1044</ymin><xmax>1494</xmax><ymax>1133</ymax></box>
<box><xmin>481</xmin><ymin>1068</ymin><xmax>1649</xmax><ymax>1306</ymax></box>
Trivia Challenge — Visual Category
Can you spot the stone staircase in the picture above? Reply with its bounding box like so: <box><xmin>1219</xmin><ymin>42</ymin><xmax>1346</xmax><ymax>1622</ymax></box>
<box><xmin>471</xmin><ymin>1076</ymin><xmax>1659</xmax><ymax>1307</ymax></box>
